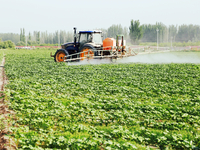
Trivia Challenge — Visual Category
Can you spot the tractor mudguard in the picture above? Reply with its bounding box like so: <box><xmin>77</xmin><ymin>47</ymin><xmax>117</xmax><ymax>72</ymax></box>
<box><xmin>80</xmin><ymin>44</ymin><xmax>95</xmax><ymax>52</ymax></box>
<box><xmin>79</xmin><ymin>44</ymin><xmax>98</xmax><ymax>60</ymax></box>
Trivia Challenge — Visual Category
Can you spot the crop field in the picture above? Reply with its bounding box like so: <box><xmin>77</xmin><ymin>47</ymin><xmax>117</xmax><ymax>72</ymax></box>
<box><xmin>2</xmin><ymin>49</ymin><xmax>200</xmax><ymax>149</ymax></box>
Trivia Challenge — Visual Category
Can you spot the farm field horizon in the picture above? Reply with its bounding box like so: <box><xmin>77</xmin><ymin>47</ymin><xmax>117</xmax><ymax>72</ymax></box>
<box><xmin>1</xmin><ymin>49</ymin><xmax>200</xmax><ymax>149</ymax></box>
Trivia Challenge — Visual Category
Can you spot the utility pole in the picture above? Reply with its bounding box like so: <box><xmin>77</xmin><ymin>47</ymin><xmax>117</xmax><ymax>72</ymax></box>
<box><xmin>156</xmin><ymin>28</ymin><xmax>159</xmax><ymax>50</ymax></box>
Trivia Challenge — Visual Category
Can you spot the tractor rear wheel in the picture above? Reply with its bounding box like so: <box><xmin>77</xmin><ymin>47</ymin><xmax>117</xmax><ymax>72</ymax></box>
<box><xmin>54</xmin><ymin>49</ymin><xmax>69</xmax><ymax>62</ymax></box>
<box><xmin>80</xmin><ymin>46</ymin><xmax>95</xmax><ymax>60</ymax></box>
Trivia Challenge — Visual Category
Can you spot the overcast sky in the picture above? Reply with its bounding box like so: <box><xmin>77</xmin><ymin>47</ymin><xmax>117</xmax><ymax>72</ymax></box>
<box><xmin>0</xmin><ymin>0</ymin><xmax>200</xmax><ymax>34</ymax></box>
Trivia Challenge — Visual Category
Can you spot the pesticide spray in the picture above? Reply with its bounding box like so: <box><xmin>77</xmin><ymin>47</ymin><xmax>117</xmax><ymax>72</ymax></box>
<box><xmin>66</xmin><ymin>51</ymin><xmax>200</xmax><ymax>66</ymax></box>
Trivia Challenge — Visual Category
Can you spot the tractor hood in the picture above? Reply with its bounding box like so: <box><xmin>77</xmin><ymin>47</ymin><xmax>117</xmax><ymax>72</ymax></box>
<box><xmin>61</xmin><ymin>42</ymin><xmax>78</xmax><ymax>49</ymax></box>
<box><xmin>62</xmin><ymin>42</ymin><xmax>74</xmax><ymax>47</ymax></box>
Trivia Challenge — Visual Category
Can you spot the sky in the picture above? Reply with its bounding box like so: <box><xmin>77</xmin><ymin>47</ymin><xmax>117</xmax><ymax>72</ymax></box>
<box><xmin>0</xmin><ymin>0</ymin><xmax>200</xmax><ymax>34</ymax></box>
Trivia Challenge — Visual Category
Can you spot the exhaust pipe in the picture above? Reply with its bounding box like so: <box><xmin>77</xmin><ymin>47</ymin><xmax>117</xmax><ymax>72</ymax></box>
<box><xmin>74</xmin><ymin>27</ymin><xmax>77</xmax><ymax>47</ymax></box>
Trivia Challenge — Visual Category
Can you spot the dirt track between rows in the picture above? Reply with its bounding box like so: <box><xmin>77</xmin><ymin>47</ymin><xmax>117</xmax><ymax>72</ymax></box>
<box><xmin>0</xmin><ymin>56</ymin><xmax>16</xmax><ymax>150</ymax></box>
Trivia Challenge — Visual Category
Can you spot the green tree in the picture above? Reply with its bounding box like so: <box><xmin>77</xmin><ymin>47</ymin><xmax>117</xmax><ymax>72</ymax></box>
<box><xmin>2</xmin><ymin>42</ymin><xmax>8</xmax><ymax>49</ymax></box>
<box><xmin>29</xmin><ymin>32</ymin><xmax>31</xmax><ymax>41</ymax></box>
<box><xmin>6</xmin><ymin>40</ymin><xmax>15</xmax><ymax>49</ymax></box>
<box><xmin>36</xmin><ymin>31</ymin><xmax>40</xmax><ymax>44</ymax></box>
<box><xmin>166</xmin><ymin>25</ymin><xmax>178</xmax><ymax>43</ymax></box>
<box><xmin>129</xmin><ymin>20</ymin><xmax>143</xmax><ymax>44</ymax></box>
<box><xmin>27</xmin><ymin>40</ymin><xmax>32</xmax><ymax>46</ymax></box>
<box><xmin>22</xmin><ymin>28</ymin><xmax>25</xmax><ymax>43</ymax></box>
<box><xmin>20</xmin><ymin>28</ymin><xmax>22</xmax><ymax>42</ymax></box>
<box><xmin>16</xmin><ymin>41</ymin><xmax>25</xmax><ymax>46</ymax></box>
<box><xmin>141</xmin><ymin>22</ymin><xmax>166</xmax><ymax>43</ymax></box>
<box><xmin>123</xmin><ymin>27</ymin><xmax>129</xmax><ymax>40</ymax></box>
<box><xmin>107</xmin><ymin>24</ymin><xmax>124</xmax><ymax>38</ymax></box>
<box><xmin>176</xmin><ymin>24</ymin><xmax>200</xmax><ymax>42</ymax></box>
<box><xmin>53</xmin><ymin>31</ymin><xmax>59</xmax><ymax>44</ymax></box>
<box><xmin>0</xmin><ymin>39</ymin><xmax>2</xmax><ymax>49</ymax></box>
<box><xmin>0</xmin><ymin>40</ymin><xmax>15</xmax><ymax>49</ymax></box>
<box><xmin>31</xmin><ymin>41</ymin><xmax>37</xmax><ymax>45</ymax></box>
<box><xmin>0</xmin><ymin>33</ymin><xmax>20</xmax><ymax>44</ymax></box>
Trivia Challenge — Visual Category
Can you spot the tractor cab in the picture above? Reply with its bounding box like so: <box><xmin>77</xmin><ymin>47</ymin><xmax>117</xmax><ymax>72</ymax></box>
<box><xmin>78</xmin><ymin>31</ymin><xmax>103</xmax><ymax>48</ymax></box>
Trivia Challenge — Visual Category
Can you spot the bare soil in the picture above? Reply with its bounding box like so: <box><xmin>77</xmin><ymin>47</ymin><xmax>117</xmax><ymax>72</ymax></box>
<box><xmin>0</xmin><ymin>57</ymin><xmax>17</xmax><ymax>150</ymax></box>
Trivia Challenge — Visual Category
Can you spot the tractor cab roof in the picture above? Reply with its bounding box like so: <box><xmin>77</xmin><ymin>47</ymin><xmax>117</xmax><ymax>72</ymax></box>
<box><xmin>79</xmin><ymin>30</ymin><xmax>102</xmax><ymax>34</ymax></box>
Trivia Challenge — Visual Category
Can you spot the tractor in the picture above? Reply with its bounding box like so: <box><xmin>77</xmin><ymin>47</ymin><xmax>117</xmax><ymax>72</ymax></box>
<box><xmin>52</xmin><ymin>27</ymin><xmax>103</xmax><ymax>62</ymax></box>
<box><xmin>51</xmin><ymin>27</ymin><xmax>136</xmax><ymax>62</ymax></box>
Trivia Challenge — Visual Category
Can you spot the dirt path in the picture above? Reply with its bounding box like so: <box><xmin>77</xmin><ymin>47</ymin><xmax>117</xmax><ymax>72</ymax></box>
<box><xmin>0</xmin><ymin>57</ymin><xmax>17</xmax><ymax>150</ymax></box>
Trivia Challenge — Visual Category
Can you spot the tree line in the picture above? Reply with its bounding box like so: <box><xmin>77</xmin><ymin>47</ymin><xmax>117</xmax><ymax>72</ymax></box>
<box><xmin>106</xmin><ymin>22</ymin><xmax>200</xmax><ymax>44</ymax></box>
<box><xmin>17</xmin><ymin>29</ymin><xmax>74</xmax><ymax>46</ymax></box>
<box><xmin>1</xmin><ymin>22</ymin><xmax>200</xmax><ymax>46</ymax></box>
<box><xmin>140</xmin><ymin>23</ymin><xmax>200</xmax><ymax>43</ymax></box>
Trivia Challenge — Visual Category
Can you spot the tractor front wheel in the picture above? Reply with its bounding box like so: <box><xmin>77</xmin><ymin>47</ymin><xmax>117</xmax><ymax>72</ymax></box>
<box><xmin>54</xmin><ymin>49</ymin><xmax>69</xmax><ymax>62</ymax></box>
